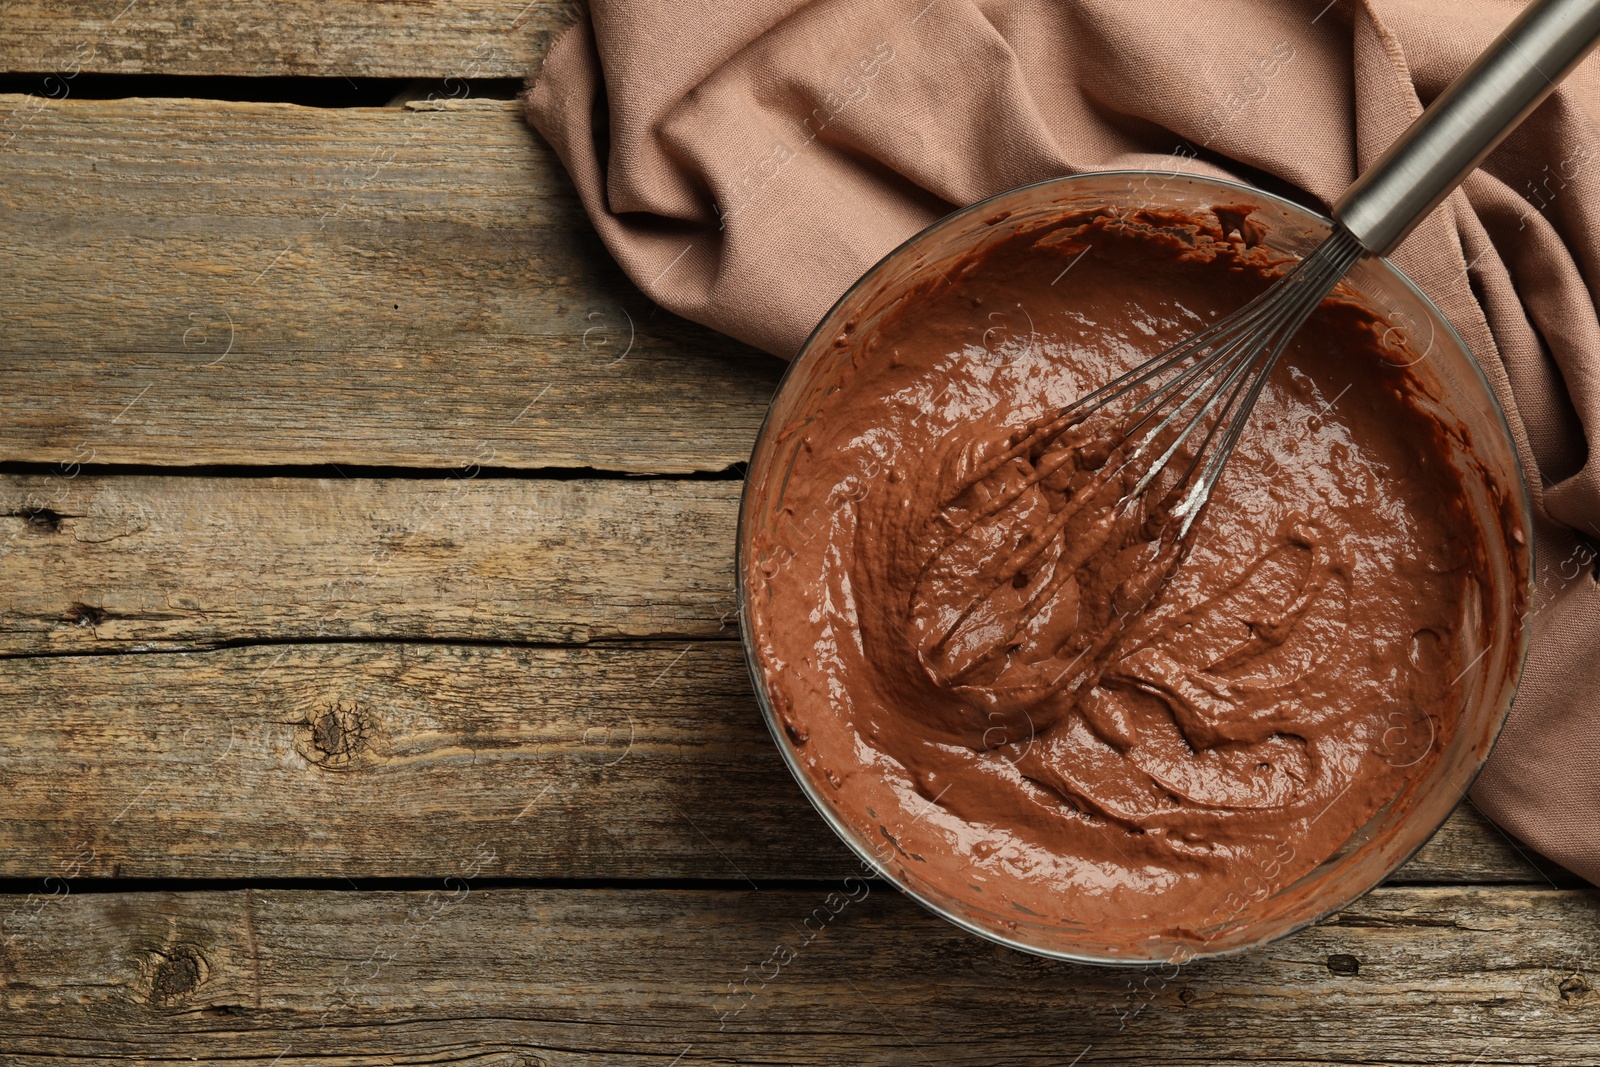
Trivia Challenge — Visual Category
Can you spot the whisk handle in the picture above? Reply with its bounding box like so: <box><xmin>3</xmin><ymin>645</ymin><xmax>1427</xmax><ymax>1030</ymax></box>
<box><xmin>1333</xmin><ymin>0</ymin><xmax>1600</xmax><ymax>256</ymax></box>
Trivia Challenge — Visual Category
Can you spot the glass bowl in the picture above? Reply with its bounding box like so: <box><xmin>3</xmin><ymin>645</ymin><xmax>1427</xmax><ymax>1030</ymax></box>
<box><xmin>737</xmin><ymin>171</ymin><xmax>1534</xmax><ymax>965</ymax></box>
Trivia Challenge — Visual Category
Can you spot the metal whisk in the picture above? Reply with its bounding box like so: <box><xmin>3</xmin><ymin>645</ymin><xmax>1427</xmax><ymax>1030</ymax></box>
<box><xmin>1056</xmin><ymin>0</ymin><xmax>1600</xmax><ymax>542</ymax></box>
<box><xmin>995</xmin><ymin>226</ymin><xmax>1368</xmax><ymax>544</ymax></box>
<box><xmin>917</xmin><ymin>0</ymin><xmax>1600</xmax><ymax>691</ymax></box>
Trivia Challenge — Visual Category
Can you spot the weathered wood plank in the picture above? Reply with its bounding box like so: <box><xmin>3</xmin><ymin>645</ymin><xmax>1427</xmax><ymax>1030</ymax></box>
<box><xmin>0</xmin><ymin>474</ymin><xmax>740</xmax><ymax>651</ymax></box>
<box><xmin>0</xmin><ymin>469</ymin><xmax>1574</xmax><ymax>884</ymax></box>
<box><xmin>1405</xmin><ymin>801</ymin><xmax>1577</xmax><ymax>889</ymax></box>
<box><xmin>1</xmin><ymin>886</ymin><xmax>1596</xmax><ymax>1064</ymax></box>
<box><xmin>0</xmin><ymin>641</ymin><xmax>848</xmax><ymax>881</ymax></box>
<box><xmin>0</xmin><ymin>640</ymin><xmax>1562</xmax><ymax>885</ymax></box>
<box><xmin>0</xmin><ymin>96</ymin><xmax>782</xmax><ymax>473</ymax></box>
<box><xmin>0</xmin><ymin>1</ymin><xmax>569</xmax><ymax>79</ymax></box>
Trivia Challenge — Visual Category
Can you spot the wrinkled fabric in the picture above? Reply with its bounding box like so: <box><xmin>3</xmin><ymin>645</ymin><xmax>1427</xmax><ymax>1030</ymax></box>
<box><xmin>525</xmin><ymin>0</ymin><xmax>1600</xmax><ymax>884</ymax></box>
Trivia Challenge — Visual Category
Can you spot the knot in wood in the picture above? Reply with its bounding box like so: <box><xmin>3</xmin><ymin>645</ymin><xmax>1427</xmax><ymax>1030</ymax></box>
<box><xmin>1559</xmin><ymin>974</ymin><xmax>1591</xmax><ymax>1001</ymax></box>
<box><xmin>146</xmin><ymin>946</ymin><xmax>207</xmax><ymax>1005</ymax></box>
<box><xmin>21</xmin><ymin>507</ymin><xmax>63</xmax><ymax>533</ymax></box>
<box><xmin>65</xmin><ymin>602</ymin><xmax>107</xmax><ymax>628</ymax></box>
<box><xmin>1325</xmin><ymin>953</ymin><xmax>1360</xmax><ymax>976</ymax></box>
<box><xmin>300</xmin><ymin>699</ymin><xmax>372</xmax><ymax>768</ymax></box>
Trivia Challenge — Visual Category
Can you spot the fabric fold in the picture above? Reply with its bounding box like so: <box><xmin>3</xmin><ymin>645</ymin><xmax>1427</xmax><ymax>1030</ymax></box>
<box><xmin>526</xmin><ymin>0</ymin><xmax>1600</xmax><ymax>884</ymax></box>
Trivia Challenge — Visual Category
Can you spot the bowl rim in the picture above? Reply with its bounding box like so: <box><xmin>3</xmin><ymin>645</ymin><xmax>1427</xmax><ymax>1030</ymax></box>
<box><xmin>735</xmin><ymin>168</ymin><xmax>1537</xmax><ymax>967</ymax></box>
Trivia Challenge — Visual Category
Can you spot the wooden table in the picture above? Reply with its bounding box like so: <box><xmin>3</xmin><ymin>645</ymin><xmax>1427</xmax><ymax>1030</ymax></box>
<box><xmin>2</xmin><ymin>4</ymin><xmax>1596</xmax><ymax>1063</ymax></box>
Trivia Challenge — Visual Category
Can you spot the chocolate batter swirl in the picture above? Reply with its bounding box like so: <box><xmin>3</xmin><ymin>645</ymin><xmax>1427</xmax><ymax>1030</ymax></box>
<box><xmin>750</xmin><ymin>209</ymin><xmax>1483</xmax><ymax>945</ymax></box>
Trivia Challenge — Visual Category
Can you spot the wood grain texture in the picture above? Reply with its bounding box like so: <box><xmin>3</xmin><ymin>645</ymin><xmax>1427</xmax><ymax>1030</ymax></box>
<box><xmin>0</xmin><ymin>474</ymin><xmax>741</xmax><ymax>651</ymax></box>
<box><xmin>0</xmin><ymin>0</ymin><xmax>573</xmax><ymax>79</ymax></box>
<box><xmin>0</xmin><ymin>472</ymin><xmax>1570</xmax><ymax>879</ymax></box>
<box><xmin>0</xmin><ymin>95</ymin><xmax>782</xmax><ymax>473</ymax></box>
<box><xmin>0</xmin><ymin>641</ymin><xmax>846</xmax><ymax>881</ymax></box>
<box><xmin>1408</xmin><ymin>802</ymin><xmax>1576</xmax><ymax>888</ymax></box>
<box><xmin>0</xmin><ymin>639</ymin><xmax>1562</xmax><ymax>885</ymax></box>
<box><xmin>1</xmin><ymin>885</ymin><xmax>1596</xmax><ymax>1064</ymax></box>
<box><xmin>0</xmin><ymin>16</ymin><xmax>1585</xmax><ymax>1055</ymax></box>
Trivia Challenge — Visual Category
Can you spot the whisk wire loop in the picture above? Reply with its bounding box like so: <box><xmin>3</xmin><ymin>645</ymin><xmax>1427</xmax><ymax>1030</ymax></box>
<box><xmin>919</xmin><ymin>226</ymin><xmax>1369</xmax><ymax>679</ymax></box>
<box><xmin>1055</xmin><ymin>225</ymin><xmax>1368</xmax><ymax>534</ymax></box>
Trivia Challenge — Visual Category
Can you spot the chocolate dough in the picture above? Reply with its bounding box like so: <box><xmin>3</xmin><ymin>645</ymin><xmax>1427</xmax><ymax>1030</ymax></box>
<box><xmin>747</xmin><ymin>207</ymin><xmax>1488</xmax><ymax>950</ymax></box>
